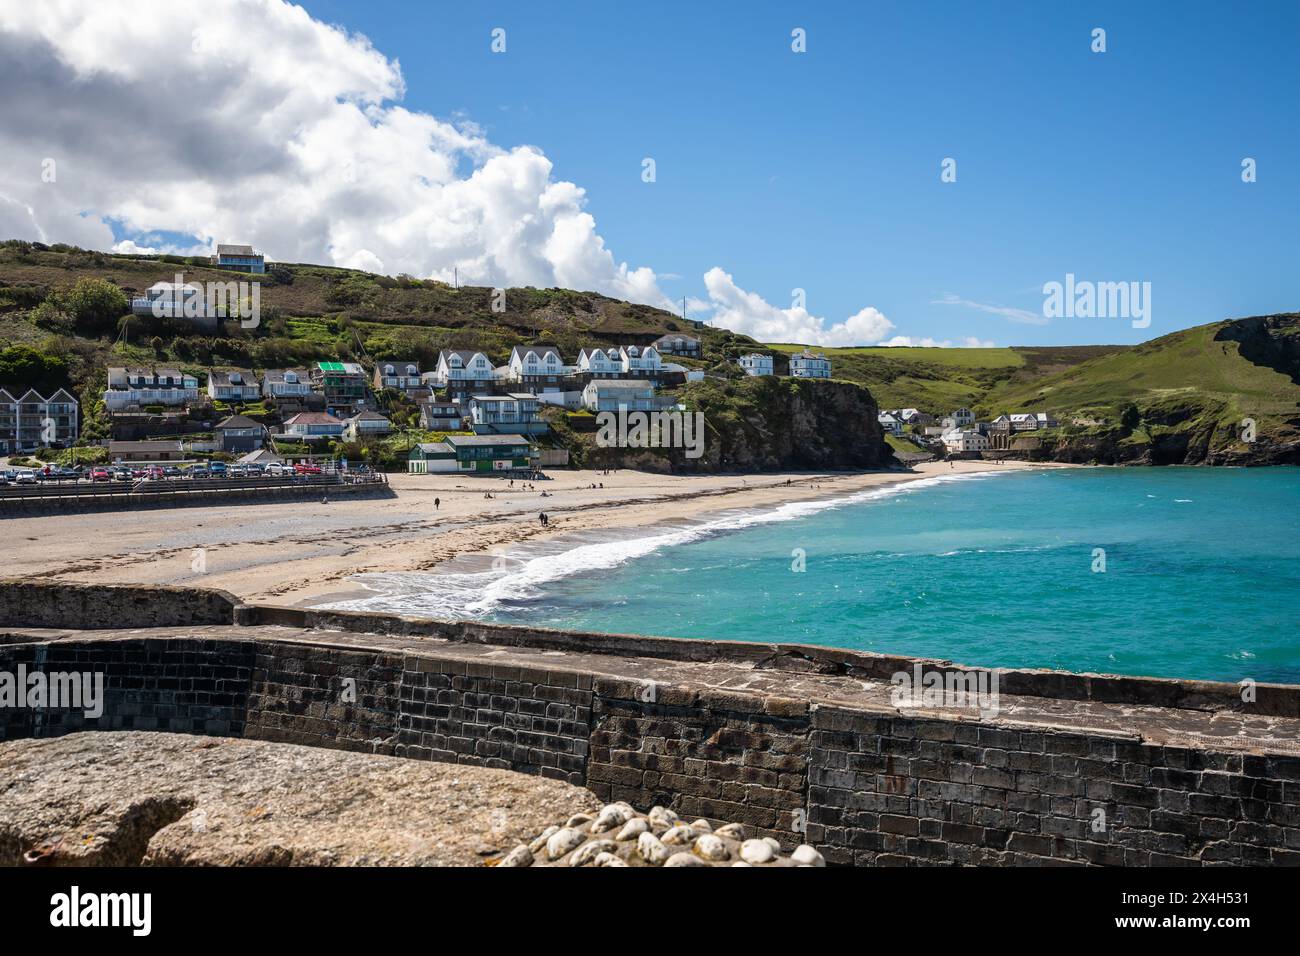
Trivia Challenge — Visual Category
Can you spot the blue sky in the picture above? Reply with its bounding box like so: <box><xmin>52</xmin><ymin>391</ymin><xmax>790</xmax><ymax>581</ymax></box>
<box><xmin>284</xmin><ymin>0</ymin><xmax>1300</xmax><ymax>346</ymax></box>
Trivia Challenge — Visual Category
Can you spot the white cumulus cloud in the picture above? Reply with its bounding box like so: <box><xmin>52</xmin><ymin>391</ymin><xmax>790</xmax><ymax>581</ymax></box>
<box><xmin>0</xmin><ymin>0</ymin><xmax>673</xmax><ymax>307</ymax></box>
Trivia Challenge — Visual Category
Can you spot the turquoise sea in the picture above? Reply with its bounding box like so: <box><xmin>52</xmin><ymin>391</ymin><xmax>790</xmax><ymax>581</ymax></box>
<box><xmin>322</xmin><ymin>467</ymin><xmax>1300</xmax><ymax>684</ymax></box>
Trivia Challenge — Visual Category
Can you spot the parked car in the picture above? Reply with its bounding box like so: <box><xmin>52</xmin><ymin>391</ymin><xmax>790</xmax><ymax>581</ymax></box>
<box><xmin>90</xmin><ymin>467</ymin><xmax>112</xmax><ymax>482</ymax></box>
<box><xmin>208</xmin><ymin>461</ymin><xmax>228</xmax><ymax>477</ymax></box>
<box><xmin>164</xmin><ymin>466</ymin><xmax>182</xmax><ymax>478</ymax></box>
<box><xmin>14</xmin><ymin>469</ymin><xmax>37</xmax><ymax>484</ymax></box>
<box><xmin>264</xmin><ymin>462</ymin><xmax>292</xmax><ymax>476</ymax></box>
<box><xmin>294</xmin><ymin>462</ymin><xmax>322</xmax><ymax>475</ymax></box>
<box><xmin>111</xmin><ymin>467</ymin><xmax>133</xmax><ymax>482</ymax></box>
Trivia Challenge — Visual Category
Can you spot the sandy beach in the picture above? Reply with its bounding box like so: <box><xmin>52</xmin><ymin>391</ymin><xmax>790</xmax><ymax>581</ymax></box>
<box><xmin>0</xmin><ymin>461</ymin><xmax>1060</xmax><ymax>609</ymax></box>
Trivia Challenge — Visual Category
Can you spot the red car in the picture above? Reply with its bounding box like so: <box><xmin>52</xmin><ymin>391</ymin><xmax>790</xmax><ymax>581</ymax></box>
<box><xmin>90</xmin><ymin>467</ymin><xmax>111</xmax><ymax>482</ymax></box>
<box><xmin>294</xmin><ymin>463</ymin><xmax>322</xmax><ymax>475</ymax></box>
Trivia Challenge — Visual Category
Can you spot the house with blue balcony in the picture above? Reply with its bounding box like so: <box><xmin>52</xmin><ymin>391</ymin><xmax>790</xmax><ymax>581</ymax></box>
<box><xmin>213</xmin><ymin>243</ymin><xmax>265</xmax><ymax>274</ymax></box>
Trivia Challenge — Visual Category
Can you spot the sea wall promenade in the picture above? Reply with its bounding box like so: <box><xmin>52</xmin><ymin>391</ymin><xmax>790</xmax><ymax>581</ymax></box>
<box><xmin>2</xmin><ymin>581</ymin><xmax>1298</xmax><ymax>865</ymax></box>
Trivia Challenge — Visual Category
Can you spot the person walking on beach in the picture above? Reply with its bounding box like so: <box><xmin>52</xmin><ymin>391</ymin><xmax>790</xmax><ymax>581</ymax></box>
<box><xmin>434</xmin><ymin>497</ymin><xmax>440</xmax><ymax>510</ymax></box>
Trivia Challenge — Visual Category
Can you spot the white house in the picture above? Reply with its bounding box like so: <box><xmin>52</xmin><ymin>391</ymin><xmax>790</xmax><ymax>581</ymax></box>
<box><xmin>941</xmin><ymin>428</ymin><xmax>990</xmax><ymax>453</ymax></box>
<box><xmin>790</xmin><ymin>350</ymin><xmax>832</xmax><ymax>378</ymax></box>
<box><xmin>282</xmin><ymin>411</ymin><xmax>345</xmax><ymax>441</ymax></box>
<box><xmin>261</xmin><ymin>368</ymin><xmax>312</xmax><ymax>400</ymax></box>
<box><xmin>507</xmin><ymin>346</ymin><xmax>568</xmax><ymax>391</ymax></box>
<box><xmin>878</xmin><ymin>412</ymin><xmax>903</xmax><ymax>436</ymax></box>
<box><xmin>207</xmin><ymin>369</ymin><xmax>261</xmax><ymax>403</ymax></box>
<box><xmin>1035</xmin><ymin>411</ymin><xmax>1059</xmax><ymax>429</ymax></box>
<box><xmin>426</xmin><ymin>350</ymin><xmax>497</xmax><ymax>396</ymax></box>
<box><xmin>469</xmin><ymin>393</ymin><xmax>548</xmax><ymax>435</ymax></box>
<box><xmin>738</xmin><ymin>353</ymin><xmax>774</xmax><ymax>376</ymax></box>
<box><xmin>578</xmin><ymin>347</ymin><xmax>624</xmax><ymax>379</ymax></box>
<box><xmin>582</xmin><ymin>379</ymin><xmax>659</xmax><ymax>412</ymax></box>
<box><xmin>103</xmin><ymin>367</ymin><xmax>200</xmax><ymax>411</ymax></box>
<box><xmin>950</xmin><ymin>407</ymin><xmax>975</xmax><ymax>427</ymax></box>
<box><xmin>1009</xmin><ymin>413</ymin><xmax>1039</xmax><ymax>432</ymax></box>
<box><xmin>128</xmin><ymin>281</ymin><xmax>221</xmax><ymax>330</ymax></box>
<box><xmin>619</xmin><ymin>344</ymin><xmax>663</xmax><ymax>378</ymax></box>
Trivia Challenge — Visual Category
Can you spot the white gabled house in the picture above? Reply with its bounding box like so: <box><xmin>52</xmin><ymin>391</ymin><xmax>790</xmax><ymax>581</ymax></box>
<box><xmin>261</xmin><ymin>368</ymin><xmax>312</xmax><ymax>400</ymax></box>
<box><xmin>207</xmin><ymin>369</ymin><xmax>261</xmax><ymax>403</ymax></box>
<box><xmin>941</xmin><ymin>428</ymin><xmax>990</xmax><ymax>453</ymax></box>
<box><xmin>427</xmin><ymin>350</ymin><xmax>497</xmax><ymax>397</ymax></box>
<box><xmin>578</xmin><ymin>347</ymin><xmax>623</xmax><ymax>379</ymax></box>
<box><xmin>507</xmin><ymin>346</ymin><xmax>567</xmax><ymax>391</ymax></box>
<box><xmin>878</xmin><ymin>412</ymin><xmax>904</xmax><ymax>436</ymax></box>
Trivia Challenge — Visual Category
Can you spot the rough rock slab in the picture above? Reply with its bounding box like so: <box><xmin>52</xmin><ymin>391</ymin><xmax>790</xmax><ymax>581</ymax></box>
<box><xmin>0</xmin><ymin>732</ymin><xmax>599</xmax><ymax>866</ymax></box>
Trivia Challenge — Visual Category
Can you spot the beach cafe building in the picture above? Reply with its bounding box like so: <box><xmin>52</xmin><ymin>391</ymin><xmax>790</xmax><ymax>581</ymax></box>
<box><xmin>408</xmin><ymin>434</ymin><xmax>533</xmax><ymax>474</ymax></box>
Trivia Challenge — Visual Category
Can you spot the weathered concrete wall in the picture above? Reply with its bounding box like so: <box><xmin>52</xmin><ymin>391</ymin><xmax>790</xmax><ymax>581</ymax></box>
<box><xmin>3</xmin><ymin>583</ymin><xmax>1300</xmax><ymax>865</ymax></box>
<box><xmin>0</xmin><ymin>580</ymin><xmax>239</xmax><ymax>629</ymax></box>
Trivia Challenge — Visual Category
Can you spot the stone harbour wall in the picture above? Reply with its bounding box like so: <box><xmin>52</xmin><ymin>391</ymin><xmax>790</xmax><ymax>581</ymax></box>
<box><xmin>2</xmin><ymin>582</ymin><xmax>1299</xmax><ymax>865</ymax></box>
<box><xmin>0</xmin><ymin>580</ymin><xmax>241</xmax><ymax>630</ymax></box>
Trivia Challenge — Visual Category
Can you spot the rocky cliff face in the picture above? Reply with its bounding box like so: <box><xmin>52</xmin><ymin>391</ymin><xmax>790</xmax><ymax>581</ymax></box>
<box><xmin>581</xmin><ymin>377</ymin><xmax>892</xmax><ymax>473</ymax></box>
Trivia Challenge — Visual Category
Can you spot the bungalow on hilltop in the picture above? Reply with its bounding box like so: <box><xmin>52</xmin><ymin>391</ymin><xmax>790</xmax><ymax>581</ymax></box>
<box><xmin>212</xmin><ymin>243</ymin><xmax>265</xmax><ymax>274</ymax></box>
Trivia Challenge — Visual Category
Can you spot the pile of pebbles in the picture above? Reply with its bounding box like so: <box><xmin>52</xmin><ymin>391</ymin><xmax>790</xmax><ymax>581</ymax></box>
<box><xmin>496</xmin><ymin>802</ymin><xmax>826</xmax><ymax>868</ymax></box>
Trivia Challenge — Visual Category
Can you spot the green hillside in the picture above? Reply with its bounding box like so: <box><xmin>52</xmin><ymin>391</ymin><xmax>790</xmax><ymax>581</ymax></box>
<box><xmin>763</xmin><ymin>342</ymin><xmax>1122</xmax><ymax>411</ymax></box>
<box><xmin>978</xmin><ymin>315</ymin><xmax>1300</xmax><ymax>464</ymax></box>
<box><xmin>2</xmin><ymin>239</ymin><xmax>1296</xmax><ymax>467</ymax></box>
